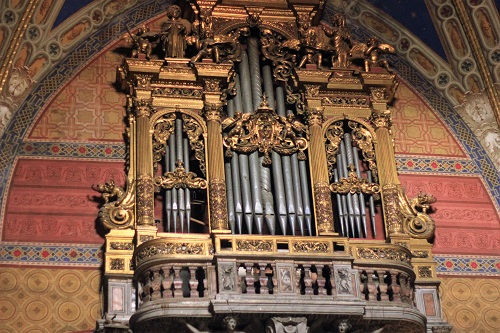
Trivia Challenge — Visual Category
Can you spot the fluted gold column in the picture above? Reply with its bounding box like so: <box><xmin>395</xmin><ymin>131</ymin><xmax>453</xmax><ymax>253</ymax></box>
<box><xmin>203</xmin><ymin>103</ymin><xmax>230</xmax><ymax>233</ymax></box>
<box><xmin>134</xmin><ymin>99</ymin><xmax>155</xmax><ymax>226</ymax></box>
<box><xmin>306</xmin><ymin>107</ymin><xmax>336</xmax><ymax>235</ymax></box>
<box><xmin>369</xmin><ymin>88</ymin><xmax>404</xmax><ymax>237</ymax></box>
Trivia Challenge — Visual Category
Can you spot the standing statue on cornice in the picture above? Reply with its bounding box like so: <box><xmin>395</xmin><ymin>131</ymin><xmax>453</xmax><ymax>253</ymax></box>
<box><xmin>161</xmin><ymin>5</ymin><xmax>191</xmax><ymax>58</ymax></box>
<box><xmin>323</xmin><ymin>13</ymin><xmax>352</xmax><ymax>68</ymax></box>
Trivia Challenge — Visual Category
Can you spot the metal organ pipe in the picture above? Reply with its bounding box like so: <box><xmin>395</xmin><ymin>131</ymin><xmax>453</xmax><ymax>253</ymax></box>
<box><xmin>367</xmin><ymin>170</ymin><xmax>377</xmax><ymax>237</ymax></box>
<box><xmin>183</xmin><ymin>138</ymin><xmax>191</xmax><ymax>233</ymax></box>
<box><xmin>276</xmin><ymin>87</ymin><xmax>296</xmax><ymax>235</ymax></box>
<box><xmin>175</xmin><ymin>119</ymin><xmax>186</xmax><ymax>233</ymax></box>
<box><xmin>169</xmin><ymin>134</ymin><xmax>178</xmax><ymax>232</ymax></box>
<box><xmin>343</xmin><ymin>133</ymin><xmax>362</xmax><ymax>237</ymax></box>
<box><xmin>235</xmin><ymin>58</ymin><xmax>256</xmax><ymax>234</ymax></box>
<box><xmin>226</xmin><ymin>98</ymin><xmax>239</xmax><ymax>233</ymax></box>
<box><xmin>245</xmin><ymin>40</ymin><xmax>265</xmax><ymax>234</ymax></box>
<box><xmin>165</xmin><ymin>145</ymin><xmax>172</xmax><ymax>232</ymax></box>
<box><xmin>352</xmin><ymin>146</ymin><xmax>368</xmax><ymax>238</ymax></box>
<box><xmin>339</xmin><ymin>141</ymin><xmax>356</xmax><ymax>237</ymax></box>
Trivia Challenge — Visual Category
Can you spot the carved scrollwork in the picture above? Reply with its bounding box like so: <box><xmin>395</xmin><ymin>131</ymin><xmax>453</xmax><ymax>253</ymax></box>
<box><xmin>222</xmin><ymin>96</ymin><xmax>308</xmax><ymax>165</ymax></box>
<box><xmin>236</xmin><ymin>240</ymin><xmax>273</xmax><ymax>252</ymax></box>
<box><xmin>330</xmin><ymin>165</ymin><xmax>380</xmax><ymax>198</ymax></box>
<box><xmin>400</xmin><ymin>190</ymin><xmax>436</xmax><ymax>240</ymax></box>
<box><xmin>355</xmin><ymin>246</ymin><xmax>411</xmax><ymax>265</ymax></box>
<box><xmin>136</xmin><ymin>242</ymin><xmax>206</xmax><ymax>263</ymax></box>
<box><xmin>182</xmin><ymin>114</ymin><xmax>206</xmax><ymax>176</ymax></box>
<box><xmin>110</xmin><ymin>258</ymin><xmax>125</xmax><ymax>270</ymax></box>
<box><xmin>348</xmin><ymin>121</ymin><xmax>378</xmax><ymax>179</ymax></box>
<box><xmin>382</xmin><ymin>184</ymin><xmax>437</xmax><ymax>240</ymax></box>
<box><xmin>152</xmin><ymin>113</ymin><xmax>176</xmax><ymax>166</ymax></box>
<box><xmin>110</xmin><ymin>242</ymin><xmax>134</xmax><ymax>251</ymax></box>
<box><xmin>94</xmin><ymin>179</ymin><xmax>135</xmax><ymax>230</ymax></box>
<box><xmin>291</xmin><ymin>241</ymin><xmax>329</xmax><ymax>253</ymax></box>
<box><xmin>260</xmin><ymin>29</ymin><xmax>300</xmax><ymax>82</ymax></box>
<box><xmin>325</xmin><ymin>121</ymin><xmax>344</xmax><ymax>177</ymax></box>
<box><xmin>154</xmin><ymin>160</ymin><xmax>207</xmax><ymax>190</ymax></box>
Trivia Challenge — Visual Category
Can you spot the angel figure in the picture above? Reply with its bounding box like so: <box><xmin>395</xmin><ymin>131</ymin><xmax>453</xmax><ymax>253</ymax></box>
<box><xmin>351</xmin><ymin>37</ymin><xmax>395</xmax><ymax>72</ymax></box>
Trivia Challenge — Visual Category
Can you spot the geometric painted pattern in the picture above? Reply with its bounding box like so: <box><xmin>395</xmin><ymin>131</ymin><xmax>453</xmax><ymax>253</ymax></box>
<box><xmin>0</xmin><ymin>267</ymin><xmax>101</xmax><ymax>333</ymax></box>
<box><xmin>0</xmin><ymin>243</ymin><xmax>101</xmax><ymax>267</ymax></box>
<box><xmin>396</xmin><ymin>156</ymin><xmax>479</xmax><ymax>174</ymax></box>
<box><xmin>440</xmin><ymin>277</ymin><xmax>500</xmax><ymax>333</ymax></box>
<box><xmin>435</xmin><ymin>255</ymin><xmax>500</xmax><ymax>276</ymax></box>
<box><xmin>392</xmin><ymin>84</ymin><xmax>465</xmax><ymax>157</ymax></box>
<box><xmin>20</xmin><ymin>142</ymin><xmax>125</xmax><ymax>159</ymax></box>
<box><xmin>28</xmin><ymin>48</ymin><xmax>127</xmax><ymax>142</ymax></box>
<box><xmin>2</xmin><ymin>243</ymin><xmax>500</xmax><ymax>277</ymax></box>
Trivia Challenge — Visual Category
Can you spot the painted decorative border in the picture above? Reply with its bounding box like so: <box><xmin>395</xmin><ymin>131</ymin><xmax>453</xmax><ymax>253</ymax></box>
<box><xmin>396</xmin><ymin>156</ymin><xmax>479</xmax><ymax>174</ymax></box>
<box><xmin>1</xmin><ymin>243</ymin><xmax>498</xmax><ymax>276</ymax></box>
<box><xmin>0</xmin><ymin>243</ymin><xmax>102</xmax><ymax>267</ymax></box>
<box><xmin>434</xmin><ymin>255</ymin><xmax>500</xmax><ymax>276</ymax></box>
<box><xmin>20</xmin><ymin>142</ymin><xmax>126</xmax><ymax>159</ymax></box>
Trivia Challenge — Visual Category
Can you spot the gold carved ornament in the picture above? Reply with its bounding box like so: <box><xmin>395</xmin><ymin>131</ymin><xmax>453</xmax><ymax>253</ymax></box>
<box><xmin>152</xmin><ymin>113</ymin><xmax>176</xmax><ymax>167</ymax></box>
<box><xmin>154</xmin><ymin>160</ymin><xmax>208</xmax><ymax>190</ymax></box>
<box><xmin>259</xmin><ymin>29</ymin><xmax>304</xmax><ymax>113</ymax></box>
<box><xmin>291</xmin><ymin>241</ymin><xmax>329</xmax><ymax>253</ymax></box>
<box><xmin>349</xmin><ymin>121</ymin><xmax>378</xmax><ymax>179</ymax></box>
<box><xmin>182</xmin><ymin>114</ymin><xmax>206</xmax><ymax>176</ymax></box>
<box><xmin>222</xmin><ymin>96</ymin><xmax>308</xmax><ymax>165</ymax></box>
<box><xmin>401</xmin><ymin>192</ymin><xmax>437</xmax><ymax>240</ymax></box>
<box><xmin>152</xmin><ymin>113</ymin><xmax>206</xmax><ymax>176</ymax></box>
<box><xmin>235</xmin><ymin>240</ymin><xmax>273</xmax><ymax>252</ymax></box>
<box><xmin>325</xmin><ymin>120</ymin><xmax>378</xmax><ymax>180</ymax></box>
<box><xmin>381</xmin><ymin>184</ymin><xmax>437</xmax><ymax>240</ymax></box>
<box><xmin>330</xmin><ymin>165</ymin><xmax>380</xmax><ymax>199</ymax></box>
<box><xmin>92</xmin><ymin>179</ymin><xmax>135</xmax><ymax>229</ymax></box>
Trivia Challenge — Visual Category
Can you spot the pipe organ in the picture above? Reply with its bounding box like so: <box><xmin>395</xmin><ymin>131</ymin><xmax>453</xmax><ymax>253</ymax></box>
<box><xmin>94</xmin><ymin>1</ymin><xmax>452</xmax><ymax>332</ymax></box>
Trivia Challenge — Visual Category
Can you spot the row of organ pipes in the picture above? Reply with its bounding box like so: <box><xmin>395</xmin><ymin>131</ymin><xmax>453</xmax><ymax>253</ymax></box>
<box><xmin>164</xmin><ymin>121</ymin><xmax>192</xmax><ymax>233</ymax></box>
<box><xmin>333</xmin><ymin>133</ymin><xmax>378</xmax><ymax>239</ymax></box>
<box><xmin>225</xmin><ymin>38</ymin><xmax>312</xmax><ymax>236</ymax></box>
<box><xmin>161</xmin><ymin>38</ymin><xmax>379</xmax><ymax>238</ymax></box>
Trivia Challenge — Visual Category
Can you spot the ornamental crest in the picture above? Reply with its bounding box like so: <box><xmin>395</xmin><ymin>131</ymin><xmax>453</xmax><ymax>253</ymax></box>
<box><xmin>222</xmin><ymin>95</ymin><xmax>308</xmax><ymax>165</ymax></box>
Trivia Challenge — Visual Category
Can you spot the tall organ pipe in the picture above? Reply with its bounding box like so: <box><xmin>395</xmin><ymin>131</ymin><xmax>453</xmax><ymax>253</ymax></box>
<box><xmin>225</xmin><ymin>99</ymin><xmax>239</xmax><ymax>233</ymax></box>
<box><xmin>339</xmin><ymin>142</ymin><xmax>355</xmax><ymax>237</ymax></box>
<box><xmin>244</xmin><ymin>42</ymin><xmax>264</xmax><ymax>234</ymax></box>
<box><xmin>276</xmin><ymin>87</ymin><xmax>296</xmax><ymax>235</ymax></box>
<box><xmin>235</xmin><ymin>61</ymin><xmax>255</xmax><ymax>233</ymax></box>
<box><xmin>175</xmin><ymin>119</ymin><xmax>185</xmax><ymax>233</ymax></box>
<box><xmin>290</xmin><ymin>151</ymin><xmax>305</xmax><ymax>236</ymax></box>
<box><xmin>169</xmin><ymin>134</ymin><xmax>178</xmax><ymax>232</ymax></box>
<box><xmin>262</xmin><ymin>65</ymin><xmax>282</xmax><ymax>235</ymax></box>
<box><xmin>367</xmin><ymin>170</ymin><xmax>377</xmax><ymax>237</ymax></box>
<box><xmin>183</xmin><ymin>138</ymin><xmax>191</xmax><ymax>233</ymax></box>
<box><xmin>231</xmin><ymin>77</ymin><xmax>245</xmax><ymax>233</ymax></box>
<box><xmin>165</xmin><ymin>145</ymin><xmax>172</xmax><ymax>232</ymax></box>
<box><xmin>333</xmin><ymin>169</ymin><xmax>346</xmax><ymax>236</ymax></box>
<box><xmin>343</xmin><ymin>133</ymin><xmax>362</xmax><ymax>237</ymax></box>
<box><xmin>352</xmin><ymin>146</ymin><xmax>368</xmax><ymax>238</ymax></box>
<box><xmin>298</xmin><ymin>160</ymin><xmax>312</xmax><ymax>235</ymax></box>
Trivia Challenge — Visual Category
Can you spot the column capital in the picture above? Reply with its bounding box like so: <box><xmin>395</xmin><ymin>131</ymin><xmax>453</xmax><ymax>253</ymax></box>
<box><xmin>202</xmin><ymin>103</ymin><xmax>224</xmax><ymax>122</ymax></box>
<box><xmin>305</xmin><ymin>107</ymin><xmax>325</xmax><ymax>126</ymax></box>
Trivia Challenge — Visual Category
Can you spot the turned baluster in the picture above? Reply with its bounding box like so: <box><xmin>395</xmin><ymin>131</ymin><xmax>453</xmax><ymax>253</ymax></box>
<box><xmin>173</xmin><ymin>266</ymin><xmax>183</xmax><ymax>298</ymax></box>
<box><xmin>389</xmin><ymin>270</ymin><xmax>401</xmax><ymax>302</ymax></box>
<box><xmin>377</xmin><ymin>270</ymin><xmax>389</xmax><ymax>301</ymax></box>
<box><xmin>366</xmin><ymin>270</ymin><xmax>377</xmax><ymax>301</ymax></box>
<box><xmin>189</xmin><ymin>266</ymin><xmax>199</xmax><ymax>297</ymax></box>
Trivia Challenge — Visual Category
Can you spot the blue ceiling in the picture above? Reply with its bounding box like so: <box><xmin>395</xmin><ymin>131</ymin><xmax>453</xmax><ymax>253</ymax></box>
<box><xmin>52</xmin><ymin>0</ymin><xmax>500</xmax><ymax>61</ymax></box>
<box><xmin>366</xmin><ymin>0</ymin><xmax>446</xmax><ymax>59</ymax></box>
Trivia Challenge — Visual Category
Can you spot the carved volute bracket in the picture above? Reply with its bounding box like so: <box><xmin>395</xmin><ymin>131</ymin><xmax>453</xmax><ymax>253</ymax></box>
<box><xmin>93</xmin><ymin>179</ymin><xmax>136</xmax><ymax>230</ymax></box>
